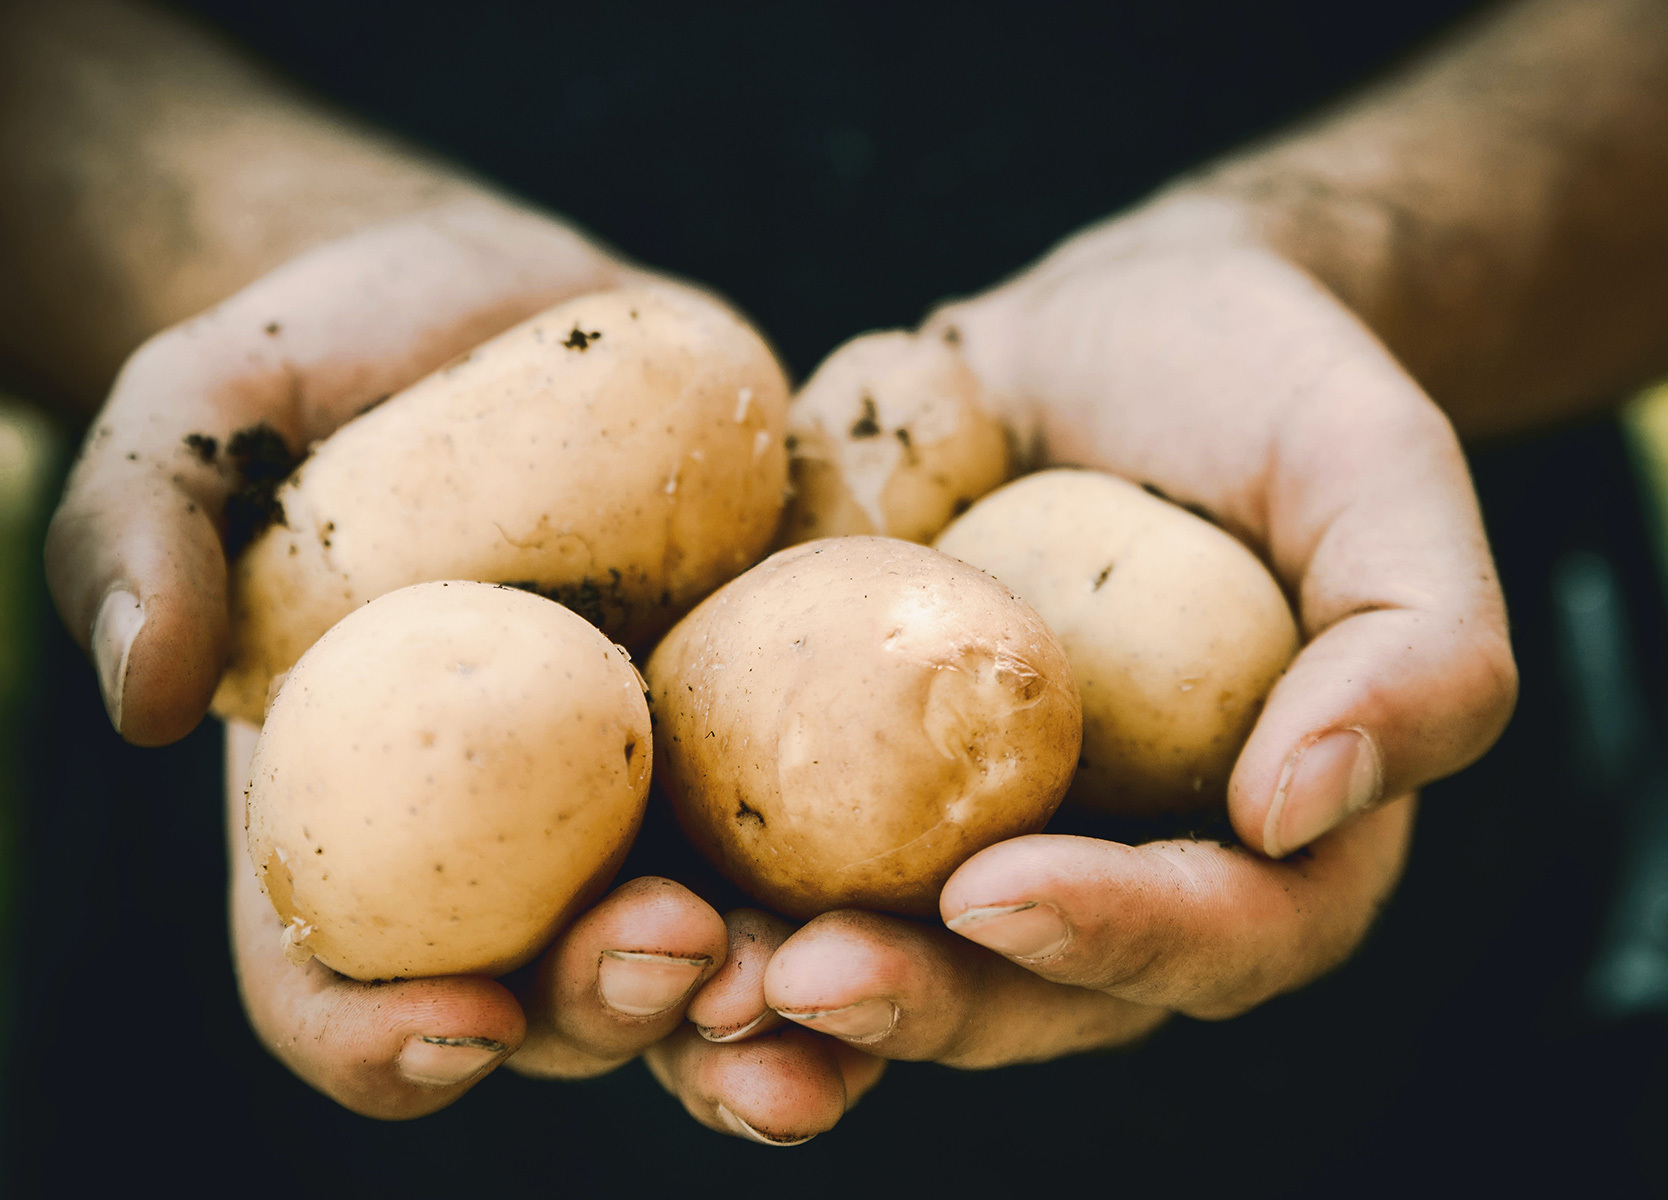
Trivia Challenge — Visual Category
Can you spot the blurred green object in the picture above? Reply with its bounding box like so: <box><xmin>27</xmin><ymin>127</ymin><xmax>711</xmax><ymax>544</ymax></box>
<box><xmin>1623</xmin><ymin>381</ymin><xmax>1668</xmax><ymax>598</ymax></box>
<box><xmin>0</xmin><ymin>396</ymin><xmax>59</xmax><ymax>1089</ymax></box>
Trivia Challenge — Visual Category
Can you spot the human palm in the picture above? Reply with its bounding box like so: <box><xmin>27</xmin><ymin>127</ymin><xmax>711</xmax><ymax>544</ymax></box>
<box><xmin>47</xmin><ymin>189</ymin><xmax>1514</xmax><ymax>1135</ymax></box>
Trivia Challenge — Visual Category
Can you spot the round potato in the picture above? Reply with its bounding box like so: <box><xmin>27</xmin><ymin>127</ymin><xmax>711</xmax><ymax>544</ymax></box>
<box><xmin>647</xmin><ymin>536</ymin><xmax>1081</xmax><ymax>918</ymax></box>
<box><xmin>213</xmin><ymin>284</ymin><xmax>789</xmax><ymax>722</ymax></box>
<box><xmin>779</xmin><ymin>330</ymin><xmax>1011</xmax><ymax>547</ymax></box>
<box><xmin>245</xmin><ymin>581</ymin><xmax>651</xmax><ymax>981</ymax></box>
<box><xmin>934</xmin><ymin>469</ymin><xmax>1299</xmax><ymax>817</ymax></box>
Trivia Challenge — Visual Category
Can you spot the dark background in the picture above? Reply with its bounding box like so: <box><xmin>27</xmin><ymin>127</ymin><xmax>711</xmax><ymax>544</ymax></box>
<box><xmin>7</xmin><ymin>1</ymin><xmax>1668</xmax><ymax>1194</ymax></box>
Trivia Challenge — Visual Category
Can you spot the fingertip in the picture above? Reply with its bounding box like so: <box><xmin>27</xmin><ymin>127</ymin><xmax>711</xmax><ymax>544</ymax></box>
<box><xmin>396</xmin><ymin>1036</ymin><xmax>512</xmax><ymax>1090</ymax></box>
<box><xmin>939</xmin><ymin>833</ymin><xmax>1078</xmax><ymax>921</ymax></box>
<box><xmin>1227</xmin><ymin>609</ymin><xmax>1515</xmax><ymax>857</ymax></box>
<box><xmin>47</xmin><ymin>490</ymin><xmax>229</xmax><ymax>746</ymax></box>
<box><xmin>698</xmin><ymin>1029</ymin><xmax>849</xmax><ymax>1143</ymax></box>
<box><xmin>521</xmin><ymin>877</ymin><xmax>728</xmax><ymax>1066</ymax></box>
<box><xmin>252</xmin><ymin>969</ymin><xmax>527</xmax><ymax>1119</ymax></box>
<box><xmin>645</xmin><ymin>1025</ymin><xmax>852</xmax><ymax>1145</ymax></box>
<box><xmin>388</xmin><ymin>975</ymin><xmax>526</xmax><ymax>1095</ymax></box>
<box><xmin>762</xmin><ymin>912</ymin><xmax>888</xmax><ymax>1015</ymax></box>
<box><xmin>577</xmin><ymin>874</ymin><xmax>727</xmax><ymax>981</ymax></box>
<box><xmin>349</xmin><ymin>977</ymin><xmax>524</xmax><ymax>1117</ymax></box>
<box><xmin>590</xmin><ymin>876</ymin><xmax>730</xmax><ymax>942</ymax></box>
<box><xmin>1251</xmin><ymin>726</ymin><xmax>1383</xmax><ymax>858</ymax></box>
<box><xmin>400</xmin><ymin>973</ymin><xmax>529</xmax><ymax>1053</ymax></box>
<box><xmin>764</xmin><ymin>913</ymin><xmax>952</xmax><ymax>1055</ymax></box>
<box><xmin>687</xmin><ymin>908</ymin><xmax>791</xmax><ymax>1040</ymax></box>
<box><xmin>117</xmin><ymin>591</ymin><xmax>228</xmax><ymax>747</ymax></box>
<box><xmin>90</xmin><ymin>588</ymin><xmax>143</xmax><ymax>735</ymax></box>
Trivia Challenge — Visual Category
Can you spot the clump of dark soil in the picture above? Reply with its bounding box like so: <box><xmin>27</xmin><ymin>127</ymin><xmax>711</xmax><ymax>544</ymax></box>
<box><xmin>500</xmin><ymin>567</ymin><xmax>664</xmax><ymax>639</ymax></box>
<box><xmin>223</xmin><ymin>423</ymin><xmax>301</xmax><ymax>558</ymax></box>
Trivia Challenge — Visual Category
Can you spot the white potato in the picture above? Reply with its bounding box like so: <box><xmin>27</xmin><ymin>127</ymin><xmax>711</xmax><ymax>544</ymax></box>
<box><xmin>647</xmin><ymin>536</ymin><xmax>1081</xmax><ymax>918</ymax></box>
<box><xmin>779</xmin><ymin>330</ymin><xmax>1011</xmax><ymax>547</ymax></box>
<box><xmin>214</xmin><ymin>285</ymin><xmax>788</xmax><ymax>722</ymax></box>
<box><xmin>935</xmin><ymin>469</ymin><xmax>1298</xmax><ymax>817</ymax></box>
<box><xmin>245</xmin><ymin>581</ymin><xmax>651</xmax><ymax>981</ymax></box>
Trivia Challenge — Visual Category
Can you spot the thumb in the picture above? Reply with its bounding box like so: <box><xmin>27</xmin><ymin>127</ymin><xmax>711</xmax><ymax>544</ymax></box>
<box><xmin>43</xmin><ymin>334</ymin><xmax>285</xmax><ymax>744</ymax></box>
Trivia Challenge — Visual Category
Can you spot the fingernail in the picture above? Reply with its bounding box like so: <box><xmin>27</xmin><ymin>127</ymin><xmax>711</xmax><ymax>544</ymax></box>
<box><xmin>946</xmin><ymin>901</ymin><xmax>1070</xmax><ymax>960</ymax></box>
<box><xmin>92</xmin><ymin>589</ymin><xmax>144</xmax><ymax>735</ymax></box>
<box><xmin>398</xmin><ymin>1035</ymin><xmax>508</xmax><ymax>1087</ymax></box>
<box><xmin>777</xmin><ymin>998</ymin><xmax>897</xmax><ymax>1043</ymax></box>
<box><xmin>1264</xmin><ymin>727</ymin><xmax>1382</xmax><ymax>858</ymax></box>
<box><xmin>596</xmin><ymin>950</ymin><xmax>709</xmax><ymax>1017</ymax></box>
<box><xmin>697</xmin><ymin>1010</ymin><xmax>770</xmax><ymax>1043</ymax></box>
<box><xmin>715</xmin><ymin>1104</ymin><xmax>815</xmax><ymax>1147</ymax></box>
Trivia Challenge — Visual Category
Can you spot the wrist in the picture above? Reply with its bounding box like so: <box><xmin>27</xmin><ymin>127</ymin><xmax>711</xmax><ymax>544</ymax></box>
<box><xmin>0</xmin><ymin>0</ymin><xmax>522</xmax><ymax>407</ymax></box>
<box><xmin>1172</xmin><ymin>156</ymin><xmax>1404</xmax><ymax>351</ymax></box>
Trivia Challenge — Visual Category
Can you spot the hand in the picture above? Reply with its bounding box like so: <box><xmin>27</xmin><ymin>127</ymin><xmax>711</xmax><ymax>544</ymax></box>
<box><xmin>44</xmin><ymin>195</ymin><xmax>644</xmax><ymax>746</ymax></box>
<box><xmin>934</xmin><ymin>191</ymin><xmax>1516</xmax><ymax>857</ymax></box>
<box><xmin>227</xmin><ymin>719</ymin><xmax>885</xmax><ymax>1127</ymax></box>
<box><xmin>54</xmin><ymin>199</ymin><xmax>878</xmax><ymax>1132</ymax></box>
<box><xmin>682</xmin><ymin>187</ymin><xmax>1511</xmax><ymax>1114</ymax></box>
<box><xmin>646</xmin><ymin>908</ymin><xmax>886</xmax><ymax>1144</ymax></box>
<box><xmin>761</xmin><ymin>798</ymin><xmax>1411</xmax><ymax>1070</ymax></box>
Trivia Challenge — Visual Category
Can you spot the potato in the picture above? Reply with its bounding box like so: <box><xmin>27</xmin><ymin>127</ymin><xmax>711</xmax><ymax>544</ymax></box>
<box><xmin>934</xmin><ymin>469</ymin><xmax>1298</xmax><ymax>817</ymax></box>
<box><xmin>778</xmin><ymin>330</ymin><xmax>1011</xmax><ymax>547</ymax></box>
<box><xmin>647</xmin><ymin>536</ymin><xmax>1081</xmax><ymax>918</ymax></box>
<box><xmin>213</xmin><ymin>285</ymin><xmax>789</xmax><ymax>723</ymax></box>
<box><xmin>244</xmin><ymin>580</ymin><xmax>651</xmax><ymax>981</ymax></box>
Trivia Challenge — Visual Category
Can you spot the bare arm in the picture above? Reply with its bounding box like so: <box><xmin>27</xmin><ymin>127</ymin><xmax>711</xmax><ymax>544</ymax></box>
<box><xmin>1189</xmin><ymin>0</ymin><xmax>1668</xmax><ymax>436</ymax></box>
<box><xmin>0</xmin><ymin>0</ymin><xmax>611</xmax><ymax>409</ymax></box>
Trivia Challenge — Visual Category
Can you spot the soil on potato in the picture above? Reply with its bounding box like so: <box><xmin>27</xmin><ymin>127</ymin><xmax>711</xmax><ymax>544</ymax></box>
<box><xmin>499</xmin><ymin>569</ymin><xmax>672</xmax><ymax>640</ymax></box>
<box><xmin>223</xmin><ymin>422</ymin><xmax>302</xmax><ymax>558</ymax></box>
<box><xmin>849</xmin><ymin>395</ymin><xmax>881</xmax><ymax>439</ymax></box>
<box><xmin>182</xmin><ymin>432</ymin><xmax>218</xmax><ymax>463</ymax></box>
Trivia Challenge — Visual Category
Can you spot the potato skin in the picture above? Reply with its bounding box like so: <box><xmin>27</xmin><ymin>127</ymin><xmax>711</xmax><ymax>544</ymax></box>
<box><xmin>214</xmin><ymin>285</ymin><xmax>789</xmax><ymax>723</ymax></box>
<box><xmin>245</xmin><ymin>581</ymin><xmax>651</xmax><ymax>981</ymax></box>
<box><xmin>934</xmin><ymin>469</ymin><xmax>1299</xmax><ymax>817</ymax></box>
<box><xmin>779</xmin><ymin>331</ymin><xmax>1010</xmax><ymax>547</ymax></box>
<box><xmin>647</xmin><ymin>536</ymin><xmax>1081</xmax><ymax>918</ymax></box>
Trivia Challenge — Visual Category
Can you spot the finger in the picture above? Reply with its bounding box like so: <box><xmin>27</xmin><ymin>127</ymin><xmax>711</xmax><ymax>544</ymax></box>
<box><xmin>46</xmin><ymin>438</ymin><xmax>230</xmax><ymax>745</ymax></box>
<box><xmin>227</xmin><ymin>721</ymin><xmax>525</xmax><ymax>1119</ymax></box>
<box><xmin>507</xmin><ymin>877</ymin><xmax>728</xmax><ymax>1079</ymax></box>
<box><xmin>1228</xmin><ymin>392</ymin><xmax>1515</xmax><ymax>854</ymax></box>
<box><xmin>931</xmin><ymin>243</ymin><xmax>1515</xmax><ymax>854</ymax></box>
<box><xmin>686</xmin><ymin>908</ymin><xmax>793</xmax><ymax>1043</ymax></box>
<box><xmin>941</xmin><ymin>797</ymin><xmax>1416</xmax><ymax>1018</ymax></box>
<box><xmin>47</xmin><ymin>200</ymin><xmax>634</xmax><ymax>744</ymax></box>
<box><xmin>643</xmin><ymin>1024</ymin><xmax>883</xmax><ymax>1145</ymax></box>
<box><xmin>764</xmin><ymin>911</ymin><xmax>1166</xmax><ymax>1068</ymax></box>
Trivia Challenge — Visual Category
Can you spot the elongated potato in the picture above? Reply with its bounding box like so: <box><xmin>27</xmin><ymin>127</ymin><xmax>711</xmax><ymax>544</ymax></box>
<box><xmin>935</xmin><ymin>469</ymin><xmax>1298</xmax><ymax>817</ymax></box>
<box><xmin>779</xmin><ymin>330</ymin><xmax>1011</xmax><ymax>547</ymax></box>
<box><xmin>213</xmin><ymin>285</ymin><xmax>789</xmax><ymax>722</ymax></box>
<box><xmin>647</xmin><ymin>536</ymin><xmax>1081</xmax><ymax>918</ymax></box>
<box><xmin>245</xmin><ymin>581</ymin><xmax>651</xmax><ymax>981</ymax></box>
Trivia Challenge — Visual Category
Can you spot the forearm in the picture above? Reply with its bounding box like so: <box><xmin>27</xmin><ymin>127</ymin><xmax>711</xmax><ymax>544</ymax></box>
<box><xmin>1179</xmin><ymin>0</ymin><xmax>1668</xmax><ymax>437</ymax></box>
<box><xmin>0</xmin><ymin>0</ymin><xmax>615</xmax><ymax>411</ymax></box>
